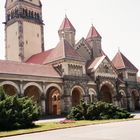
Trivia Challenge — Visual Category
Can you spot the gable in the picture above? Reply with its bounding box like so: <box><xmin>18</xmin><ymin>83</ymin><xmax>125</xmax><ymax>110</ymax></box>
<box><xmin>95</xmin><ymin>57</ymin><xmax>118</xmax><ymax>78</ymax></box>
<box><xmin>75</xmin><ymin>38</ymin><xmax>92</xmax><ymax>61</ymax></box>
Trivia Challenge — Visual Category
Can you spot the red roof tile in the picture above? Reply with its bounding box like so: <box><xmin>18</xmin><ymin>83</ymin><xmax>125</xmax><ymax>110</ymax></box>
<box><xmin>44</xmin><ymin>39</ymin><xmax>85</xmax><ymax>64</ymax></box>
<box><xmin>59</xmin><ymin>15</ymin><xmax>75</xmax><ymax>31</ymax></box>
<box><xmin>112</xmin><ymin>51</ymin><xmax>138</xmax><ymax>71</ymax></box>
<box><xmin>26</xmin><ymin>49</ymin><xmax>53</xmax><ymax>64</ymax></box>
<box><xmin>0</xmin><ymin>60</ymin><xmax>60</xmax><ymax>78</ymax></box>
<box><xmin>86</xmin><ymin>25</ymin><xmax>101</xmax><ymax>40</ymax></box>
<box><xmin>87</xmin><ymin>55</ymin><xmax>106</xmax><ymax>72</ymax></box>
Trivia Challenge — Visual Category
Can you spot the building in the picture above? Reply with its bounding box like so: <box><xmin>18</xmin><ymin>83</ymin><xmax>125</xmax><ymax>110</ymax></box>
<box><xmin>1</xmin><ymin>0</ymin><xmax>140</xmax><ymax>115</ymax></box>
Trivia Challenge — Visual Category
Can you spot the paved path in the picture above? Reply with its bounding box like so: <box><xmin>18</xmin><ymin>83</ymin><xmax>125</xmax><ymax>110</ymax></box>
<box><xmin>132</xmin><ymin>111</ymin><xmax>140</xmax><ymax>119</ymax></box>
<box><xmin>34</xmin><ymin>111</ymin><xmax>140</xmax><ymax>124</ymax></box>
<box><xmin>35</xmin><ymin>117</ymin><xmax>65</xmax><ymax>123</ymax></box>
<box><xmin>1</xmin><ymin>119</ymin><xmax>140</xmax><ymax>140</ymax></box>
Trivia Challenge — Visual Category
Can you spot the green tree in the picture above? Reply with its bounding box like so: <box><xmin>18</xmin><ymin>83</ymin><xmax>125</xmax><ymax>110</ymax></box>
<box><xmin>0</xmin><ymin>87</ymin><xmax>41</xmax><ymax>130</ymax></box>
<box><xmin>67</xmin><ymin>101</ymin><xmax>133</xmax><ymax>120</ymax></box>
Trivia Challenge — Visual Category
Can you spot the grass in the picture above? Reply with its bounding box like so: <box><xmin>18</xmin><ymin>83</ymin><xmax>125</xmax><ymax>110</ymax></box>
<box><xmin>0</xmin><ymin>118</ymin><xmax>139</xmax><ymax>137</ymax></box>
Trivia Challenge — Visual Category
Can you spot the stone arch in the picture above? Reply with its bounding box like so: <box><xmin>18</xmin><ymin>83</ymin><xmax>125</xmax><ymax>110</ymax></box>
<box><xmin>119</xmin><ymin>90</ymin><xmax>127</xmax><ymax>109</ymax></box>
<box><xmin>45</xmin><ymin>84</ymin><xmax>62</xmax><ymax>94</ymax></box>
<box><xmin>71</xmin><ymin>85</ymin><xmax>85</xmax><ymax>106</ymax></box>
<box><xmin>89</xmin><ymin>88</ymin><xmax>97</xmax><ymax>103</ymax></box>
<box><xmin>23</xmin><ymin>82</ymin><xmax>43</xmax><ymax>93</ymax></box>
<box><xmin>46</xmin><ymin>85</ymin><xmax>61</xmax><ymax>115</ymax></box>
<box><xmin>0</xmin><ymin>81</ymin><xmax>19</xmax><ymax>96</ymax></box>
<box><xmin>131</xmin><ymin>89</ymin><xmax>140</xmax><ymax>110</ymax></box>
<box><xmin>23</xmin><ymin>82</ymin><xmax>43</xmax><ymax>103</ymax></box>
<box><xmin>100</xmin><ymin>81</ymin><xmax>116</xmax><ymax>103</ymax></box>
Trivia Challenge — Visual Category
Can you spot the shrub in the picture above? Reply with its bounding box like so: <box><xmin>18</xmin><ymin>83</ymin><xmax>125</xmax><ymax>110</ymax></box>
<box><xmin>0</xmin><ymin>87</ymin><xmax>41</xmax><ymax>130</ymax></box>
<box><xmin>67</xmin><ymin>101</ymin><xmax>133</xmax><ymax>120</ymax></box>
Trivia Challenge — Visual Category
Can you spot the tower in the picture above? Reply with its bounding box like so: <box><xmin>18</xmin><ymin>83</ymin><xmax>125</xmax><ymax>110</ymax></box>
<box><xmin>5</xmin><ymin>0</ymin><xmax>44</xmax><ymax>62</ymax></box>
<box><xmin>58</xmin><ymin>15</ymin><xmax>75</xmax><ymax>47</ymax></box>
<box><xmin>86</xmin><ymin>25</ymin><xmax>102</xmax><ymax>58</ymax></box>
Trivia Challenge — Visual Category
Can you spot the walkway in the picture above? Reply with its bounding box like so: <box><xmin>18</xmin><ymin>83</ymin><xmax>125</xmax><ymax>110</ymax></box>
<box><xmin>1</xmin><ymin>119</ymin><xmax>140</xmax><ymax>140</ymax></box>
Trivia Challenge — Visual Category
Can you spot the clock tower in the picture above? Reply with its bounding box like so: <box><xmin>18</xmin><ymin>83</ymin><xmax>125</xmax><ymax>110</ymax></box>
<box><xmin>5</xmin><ymin>0</ymin><xmax>44</xmax><ymax>62</ymax></box>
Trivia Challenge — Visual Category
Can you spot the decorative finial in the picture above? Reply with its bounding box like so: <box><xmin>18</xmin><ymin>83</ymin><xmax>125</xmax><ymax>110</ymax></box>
<box><xmin>65</xmin><ymin>9</ymin><xmax>67</xmax><ymax>18</ymax></box>
<box><xmin>91</xmin><ymin>18</ymin><xmax>93</xmax><ymax>26</ymax></box>
<box><xmin>118</xmin><ymin>47</ymin><xmax>120</xmax><ymax>52</ymax></box>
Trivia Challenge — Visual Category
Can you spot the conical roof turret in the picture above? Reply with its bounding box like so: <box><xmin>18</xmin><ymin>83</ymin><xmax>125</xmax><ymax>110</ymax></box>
<box><xmin>58</xmin><ymin>15</ymin><xmax>75</xmax><ymax>32</ymax></box>
<box><xmin>86</xmin><ymin>24</ymin><xmax>101</xmax><ymax>40</ymax></box>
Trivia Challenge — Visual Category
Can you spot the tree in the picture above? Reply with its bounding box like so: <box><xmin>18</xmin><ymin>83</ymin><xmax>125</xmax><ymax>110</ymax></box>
<box><xmin>0</xmin><ymin>87</ymin><xmax>41</xmax><ymax>130</ymax></box>
<box><xmin>67</xmin><ymin>101</ymin><xmax>133</xmax><ymax>120</ymax></box>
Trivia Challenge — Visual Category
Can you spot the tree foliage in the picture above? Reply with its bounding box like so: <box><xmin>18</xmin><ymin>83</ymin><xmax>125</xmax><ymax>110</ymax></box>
<box><xmin>0</xmin><ymin>87</ymin><xmax>41</xmax><ymax>130</ymax></box>
<box><xmin>67</xmin><ymin>100</ymin><xmax>133</xmax><ymax>120</ymax></box>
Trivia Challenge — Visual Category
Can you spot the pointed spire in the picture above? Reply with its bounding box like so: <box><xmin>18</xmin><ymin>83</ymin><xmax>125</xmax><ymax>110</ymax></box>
<box><xmin>86</xmin><ymin>24</ymin><xmax>101</xmax><ymax>40</ymax></box>
<box><xmin>58</xmin><ymin>16</ymin><xmax>75</xmax><ymax>32</ymax></box>
<box><xmin>112</xmin><ymin>51</ymin><xmax>138</xmax><ymax>71</ymax></box>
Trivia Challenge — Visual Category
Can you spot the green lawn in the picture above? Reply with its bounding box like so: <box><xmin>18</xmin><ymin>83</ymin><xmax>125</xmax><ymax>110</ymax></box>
<box><xmin>0</xmin><ymin>118</ymin><xmax>138</xmax><ymax>137</ymax></box>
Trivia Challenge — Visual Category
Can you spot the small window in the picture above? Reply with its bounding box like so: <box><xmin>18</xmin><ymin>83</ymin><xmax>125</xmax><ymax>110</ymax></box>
<box><xmin>26</xmin><ymin>40</ymin><xmax>28</xmax><ymax>44</ymax></box>
<box><xmin>104</xmin><ymin>65</ymin><xmax>109</xmax><ymax>73</ymax></box>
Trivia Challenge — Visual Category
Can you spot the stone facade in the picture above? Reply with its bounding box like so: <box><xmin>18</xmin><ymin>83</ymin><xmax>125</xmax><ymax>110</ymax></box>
<box><xmin>1</xmin><ymin>0</ymin><xmax>140</xmax><ymax>116</ymax></box>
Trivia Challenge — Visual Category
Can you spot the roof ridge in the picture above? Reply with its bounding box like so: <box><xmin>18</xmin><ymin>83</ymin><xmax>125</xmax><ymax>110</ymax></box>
<box><xmin>119</xmin><ymin>51</ymin><xmax>126</xmax><ymax>68</ymax></box>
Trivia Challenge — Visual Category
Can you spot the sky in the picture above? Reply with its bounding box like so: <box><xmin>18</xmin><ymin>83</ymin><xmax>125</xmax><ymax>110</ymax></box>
<box><xmin>0</xmin><ymin>0</ymin><xmax>140</xmax><ymax>74</ymax></box>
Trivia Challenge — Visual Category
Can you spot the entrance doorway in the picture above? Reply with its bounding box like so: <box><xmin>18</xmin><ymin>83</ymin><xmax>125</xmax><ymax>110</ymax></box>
<box><xmin>72</xmin><ymin>88</ymin><xmax>82</xmax><ymax>106</ymax></box>
<box><xmin>46</xmin><ymin>87</ymin><xmax>61</xmax><ymax>115</ymax></box>
<box><xmin>100</xmin><ymin>84</ymin><xmax>112</xmax><ymax>103</ymax></box>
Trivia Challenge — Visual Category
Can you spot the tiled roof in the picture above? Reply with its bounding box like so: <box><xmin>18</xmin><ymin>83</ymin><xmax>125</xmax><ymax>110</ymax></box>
<box><xmin>58</xmin><ymin>15</ymin><xmax>75</xmax><ymax>31</ymax></box>
<box><xmin>44</xmin><ymin>38</ymin><xmax>85</xmax><ymax>64</ymax></box>
<box><xmin>86</xmin><ymin>25</ymin><xmax>101</xmax><ymax>40</ymax></box>
<box><xmin>26</xmin><ymin>49</ymin><xmax>53</xmax><ymax>64</ymax></box>
<box><xmin>87</xmin><ymin>55</ymin><xmax>106</xmax><ymax>72</ymax></box>
<box><xmin>112</xmin><ymin>51</ymin><xmax>138</xmax><ymax>71</ymax></box>
<box><xmin>0</xmin><ymin>60</ymin><xmax>60</xmax><ymax>78</ymax></box>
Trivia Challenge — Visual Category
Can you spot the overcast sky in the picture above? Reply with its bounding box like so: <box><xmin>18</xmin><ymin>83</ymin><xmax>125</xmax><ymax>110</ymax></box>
<box><xmin>0</xmin><ymin>0</ymin><xmax>140</xmax><ymax>74</ymax></box>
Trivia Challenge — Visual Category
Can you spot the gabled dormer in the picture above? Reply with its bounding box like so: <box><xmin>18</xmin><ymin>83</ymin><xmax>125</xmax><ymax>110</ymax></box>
<box><xmin>87</xmin><ymin>55</ymin><xmax>118</xmax><ymax>79</ymax></box>
<box><xmin>75</xmin><ymin>37</ymin><xmax>92</xmax><ymax>61</ymax></box>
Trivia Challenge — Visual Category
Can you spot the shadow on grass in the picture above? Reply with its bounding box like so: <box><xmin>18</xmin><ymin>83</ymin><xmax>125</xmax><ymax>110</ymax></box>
<box><xmin>0</xmin><ymin>123</ymin><xmax>41</xmax><ymax>132</ymax></box>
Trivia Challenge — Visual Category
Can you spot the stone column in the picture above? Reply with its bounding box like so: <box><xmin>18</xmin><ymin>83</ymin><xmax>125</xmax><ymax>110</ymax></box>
<box><xmin>41</xmin><ymin>82</ymin><xmax>46</xmax><ymax>115</ymax></box>
<box><xmin>40</xmin><ymin>95</ymin><xmax>46</xmax><ymax>115</ymax></box>
<box><xmin>127</xmin><ymin>96</ymin><xmax>134</xmax><ymax>111</ymax></box>
<box><xmin>62</xmin><ymin>95</ymin><xmax>72</xmax><ymax>114</ymax></box>
<box><xmin>83</xmin><ymin>94</ymin><xmax>90</xmax><ymax>104</ymax></box>
<box><xmin>20</xmin><ymin>80</ymin><xmax>24</xmax><ymax>96</ymax></box>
